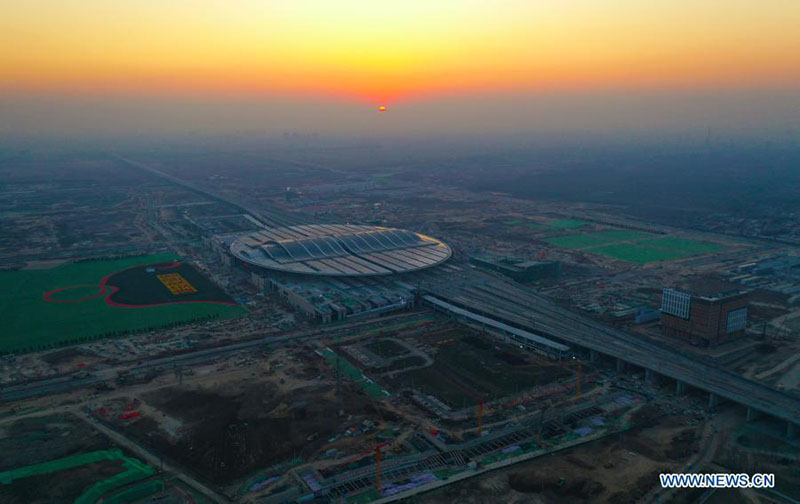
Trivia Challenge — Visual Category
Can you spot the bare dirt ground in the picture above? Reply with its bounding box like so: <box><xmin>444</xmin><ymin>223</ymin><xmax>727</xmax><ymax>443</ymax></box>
<box><xmin>0</xmin><ymin>413</ymin><xmax>113</xmax><ymax>470</ymax></box>
<box><xmin>736</xmin><ymin>339</ymin><xmax>800</xmax><ymax>392</ymax></box>
<box><xmin>0</xmin><ymin>461</ymin><xmax>125</xmax><ymax>504</ymax></box>
<box><xmin>0</xmin><ymin>413</ymin><xmax>125</xmax><ymax>504</ymax></box>
<box><xmin>383</xmin><ymin>329</ymin><xmax>571</xmax><ymax>409</ymax></box>
<box><xmin>39</xmin><ymin>347</ymin><xmax>104</xmax><ymax>375</ymax></box>
<box><xmin>99</xmin><ymin>349</ymin><xmax>390</xmax><ymax>488</ymax></box>
<box><xmin>22</xmin><ymin>259</ymin><xmax>71</xmax><ymax>270</ymax></box>
<box><xmin>711</xmin><ymin>424</ymin><xmax>800</xmax><ymax>502</ymax></box>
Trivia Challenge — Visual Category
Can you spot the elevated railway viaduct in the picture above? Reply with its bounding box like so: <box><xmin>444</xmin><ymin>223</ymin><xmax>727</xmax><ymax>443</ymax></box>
<box><xmin>423</xmin><ymin>278</ymin><xmax>800</xmax><ymax>437</ymax></box>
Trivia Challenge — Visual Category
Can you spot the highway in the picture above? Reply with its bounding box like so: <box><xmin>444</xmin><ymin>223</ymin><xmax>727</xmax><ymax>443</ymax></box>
<box><xmin>114</xmin><ymin>155</ymin><xmax>310</xmax><ymax>229</ymax></box>
<box><xmin>423</xmin><ymin>274</ymin><xmax>800</xmax><ymax>426</ymax></box>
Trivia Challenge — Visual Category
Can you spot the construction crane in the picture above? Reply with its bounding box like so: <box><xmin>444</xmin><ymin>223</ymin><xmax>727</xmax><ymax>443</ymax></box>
<box><xmin>375</xmin><ymin>442</ymin><xmax>388</xmax><ymax>495</ymax></box>
<box><xmin>563</xmin><ymin>356</ymin><xmax>584</xmax><ymax>399</ymax></box>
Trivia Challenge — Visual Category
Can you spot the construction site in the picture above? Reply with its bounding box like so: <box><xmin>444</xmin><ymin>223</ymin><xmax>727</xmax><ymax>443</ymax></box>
<box><xmin>0</xmin><ymin>303</ymin><xmax>663</xmax><ymax>503</ymax></box>
<box><xmin>2</xmin><ymin>148</ymin><xmax>800</xmax><ymax>503</ymax></box>
<box><xmin>8</xmin><ymin>301</ymin><xmax>717</xmax><ymax>504</ymax></box>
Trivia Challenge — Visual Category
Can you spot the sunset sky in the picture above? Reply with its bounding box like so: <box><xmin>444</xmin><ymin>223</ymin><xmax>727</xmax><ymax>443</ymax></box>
<box><xmin>2</xmin><ymin>1</ymin><xmax>799</xmax><ymax>137</ymax></box>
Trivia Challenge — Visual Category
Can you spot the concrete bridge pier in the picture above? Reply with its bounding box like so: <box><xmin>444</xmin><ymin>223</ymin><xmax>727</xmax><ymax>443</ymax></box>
<box><xmin>589</xmin><ymin>349</ymin><xmax>599</xmax><ymax>362</ymax></box>
<box><xmin>616</xmin><ymin>358</ymin><xmax>626</xmax><ymax>373</ymax></box>
<box><xmin>708</xmin><ymin>393</ymin><xmax>719</xmax><ymax>411</ymax></box>
<box><xmin>746</xmin><ymin>407</ymin><xmax>759</xmax><ymax>422</ymax></box>
<box><xmin>675</xmin><ymin>381</ymin><xmax>686</xmax><ymax>395</ymax></box>
<box><xmin>787</xmin><ymin>422</ymin><xmax>798</xmax><ymax>439</ymax></box>
<box><xmin>645</xmin><ymin>368</ymin><xmax>659</xmax><ymax>385</ymax></box>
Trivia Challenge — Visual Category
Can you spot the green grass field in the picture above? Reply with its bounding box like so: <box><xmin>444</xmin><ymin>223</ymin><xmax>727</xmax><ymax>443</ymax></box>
<box><xmin>544</xmin><ymin>230</ymin><xmax>654</xmax><ymax>249</ymax></box>
<box><xmin>544</xmin><ymin>230</ymin><xmax>724</xmax><ymax>264</ymax></box>
<box><xmin>548</xmin><ymin>218</ymin><xmax>590</xmax><ymax>229</ymax></box>
<box><xmin>585</xmin><ymin>243</ymin><xmax>688</xmax><ymax>263</ymax></box>
<box><xmin>0</xmin><ymin>254</ymin><xmax>245</xmax><ymax>354</ymax></box>
<box><xmin>642</xmin><ymin>237</ymin><xmax>724</xmax><ymax>255</ymax></box>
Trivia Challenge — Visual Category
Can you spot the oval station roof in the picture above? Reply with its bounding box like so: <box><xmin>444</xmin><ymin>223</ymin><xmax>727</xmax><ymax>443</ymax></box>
<box><xmin>230</xmin><ymin>224</ymin><xmax>451</xmax><ymax>276</ymax></box>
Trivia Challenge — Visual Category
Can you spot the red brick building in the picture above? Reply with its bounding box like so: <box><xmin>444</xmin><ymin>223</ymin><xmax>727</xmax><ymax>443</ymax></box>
<box><xmin>660</xmin><ymin>279</ymin><xmax>748</xmax><ymax>346</ymax></box>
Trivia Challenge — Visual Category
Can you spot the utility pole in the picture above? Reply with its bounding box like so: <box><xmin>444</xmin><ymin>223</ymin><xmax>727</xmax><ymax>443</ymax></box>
<box><xmin>335</xmin><ymin>334</ymin><xmax>343</xmax><ymax>416</ymax></box>
<box><xmin>477</xmin><ymin>397</ymin><xmax>485</xmax><ymax>437</ymax></box>
<box><xmin>537</xmin><ymin>404</ymin><xmax>548</xmax><ymax>446</ymax></box>
<box><xmin>375</xmin><ymin>443</ymin><xmax>384</xmax><ymax>495</ymax></box>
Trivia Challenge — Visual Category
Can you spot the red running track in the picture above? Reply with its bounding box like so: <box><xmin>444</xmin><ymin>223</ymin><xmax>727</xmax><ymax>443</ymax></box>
<box><xmin>43</xmin><ymin>261</ymin><xmax>238</xmax><ymax>308</ymax></box>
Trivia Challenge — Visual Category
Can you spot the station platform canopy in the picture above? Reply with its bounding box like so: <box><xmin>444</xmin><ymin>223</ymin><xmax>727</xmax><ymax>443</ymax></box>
<box><xmin>230</xmin><ymin>224</ymin><xmax>451</xmax><ymax>277</ymax></box>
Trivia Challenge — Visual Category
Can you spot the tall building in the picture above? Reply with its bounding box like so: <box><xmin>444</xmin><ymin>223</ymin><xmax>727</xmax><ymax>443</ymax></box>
<box><xmin>660</xmin><ymin>279</ymin><xmax>748</xmax><ymax>346</ymax></box>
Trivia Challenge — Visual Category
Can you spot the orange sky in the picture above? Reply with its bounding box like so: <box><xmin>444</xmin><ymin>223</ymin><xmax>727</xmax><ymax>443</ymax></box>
<box><xmin>2</xmin><ymin>0</ymin><xmax>799</xmax><ymax>103</ymax></box>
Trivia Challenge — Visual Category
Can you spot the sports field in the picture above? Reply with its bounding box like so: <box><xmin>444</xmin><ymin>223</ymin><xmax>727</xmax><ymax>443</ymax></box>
<box><xmin>0</xmin><ymin>254</ymin><xmax>245</xmax><ymax>354</ymax></box>
<box><xmin>544</xmin><ymin>230</ymin><xmax>724</xmax><ymax>264</ymax></box>
<box><xmin>548</xmin><ymin>218</ymin><xmax>590</xmax><ymax>229</ymax></box>
<box><xmin>544</xmin><ymin>230</ymin><xmax>653</xmax><ymax>249</ymax></box>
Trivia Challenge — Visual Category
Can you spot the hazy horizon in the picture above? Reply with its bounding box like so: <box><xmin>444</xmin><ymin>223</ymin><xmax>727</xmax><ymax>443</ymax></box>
<box><xmin>1</xmin><ymin>88</ymin><xmax>798</xmax><ymax>145</ymax></box>
<box><xmin>2</xmin><ymin>1</ymin><xmax>799</xmax><ymax>144</ymax></box>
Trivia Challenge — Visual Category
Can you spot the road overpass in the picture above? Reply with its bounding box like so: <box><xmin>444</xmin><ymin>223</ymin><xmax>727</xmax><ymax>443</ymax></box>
<box><xmin>422</xmin><ymin>275</ymin><xmax>800</xmax><ymax>435</ymax></box>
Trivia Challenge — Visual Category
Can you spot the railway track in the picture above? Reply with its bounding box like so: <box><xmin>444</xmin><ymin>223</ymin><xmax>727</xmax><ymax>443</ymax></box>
<box><xmin>423</xmin><ymin>275</ymin><xmax>800</xmax><ymax>425</ymax></box>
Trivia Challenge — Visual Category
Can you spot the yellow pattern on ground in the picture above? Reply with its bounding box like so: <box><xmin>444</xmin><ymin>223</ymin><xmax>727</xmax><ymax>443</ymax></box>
<box><xmin>157</xmin><ymin>273</ymin><xmax>197</xmax><ymax>296</ymax></box>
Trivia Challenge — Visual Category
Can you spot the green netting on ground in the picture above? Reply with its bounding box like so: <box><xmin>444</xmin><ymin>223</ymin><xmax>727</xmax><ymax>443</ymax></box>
<box><xmin>0</xmin><ymin>449</ymin><xmax>126</xmax><ymax>484</ymax></box>
<box><xmin>433</xmin><ymin>468</ymin><xmax>463</xmax><ymax>479</ymax></box>
<box><xmin>0</xmin><ymin>449</ymin><xmax>155</xmax><ymax>504</ymax></box>
<box><xmin>103</xmin><ymin>478</ymin><xmax>164</xmax><ymax>504</ymax></box>
<box><xmin>481</xmin><ymin>451</ymin><xmax>514</xmax><ymax>465</ymax></box>
<box><xmin>346</xmin><ymin>488</ymin><xmax>379</xmax><ymax>503</ymax></box>
<box><xmin>75</xmin><ymin>454</ymin><xmax>154</xmax><ymax>504</ymax></box>
<box><xmin>321</xmin><ymin>348</ymin><xmax>389</xmax><ymax>398</ymax></box>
